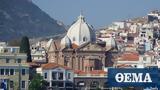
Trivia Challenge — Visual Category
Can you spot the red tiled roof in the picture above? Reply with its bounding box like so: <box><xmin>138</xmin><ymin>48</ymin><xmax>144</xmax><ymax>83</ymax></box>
<box><xmin>119</xmin><ymin>52</ymin><xmax>139</xmax><ymax>61</ymax></box>
<box><xmin>74</xmin><ymin>70</ymin><xmax>86</xmax><ymax>75</ymax></box>
<box><xmin>117</xmin><ymin>64</ymin><xmax>132</xmax><ymax>68</ymax></box>
<box><xmin>90</xmin><ymin>70</ymin><xmax>107</xmax><ymax>74</ymax></box>
<box><xmin>41</xmin><ymin>63</ymin><xmax>72</xmax><ymax>70</ymax></box>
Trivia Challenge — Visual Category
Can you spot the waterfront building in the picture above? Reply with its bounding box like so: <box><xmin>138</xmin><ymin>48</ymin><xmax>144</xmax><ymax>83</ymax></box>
<box><xmin>0</xmin><ymin>46</ymin><xmax>29</xmax><ymax>90</ymax></box>
<box><xmin>37</xmin><ymin>63</ymin><xmax>74</xmax><ymax>89</ymax></box>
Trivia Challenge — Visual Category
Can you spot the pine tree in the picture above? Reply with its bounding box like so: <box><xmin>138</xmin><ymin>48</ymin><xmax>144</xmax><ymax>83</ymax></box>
<box><xmin>20</xmin><ymin>36</ymin><xmax>32</xmax><ymax>62</ymax></box>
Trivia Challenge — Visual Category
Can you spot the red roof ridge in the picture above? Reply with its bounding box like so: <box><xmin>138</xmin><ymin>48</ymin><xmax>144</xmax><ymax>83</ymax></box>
<box><xmin>42</xmin><ymin>63</ymin><xmax>72</xmax><ymax>70</ymax></box>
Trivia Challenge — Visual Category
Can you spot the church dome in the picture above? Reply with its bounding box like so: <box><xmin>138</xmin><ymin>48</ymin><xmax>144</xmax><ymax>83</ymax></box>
<box><xmin>60</xmin><ymin>35</ymin><xmax>71</xmax><ymax>48</ymax></box>
<box><xmin>66</xmin><ymin>14</ymin><xmax>96</xmax><ymax>46</ymax></box>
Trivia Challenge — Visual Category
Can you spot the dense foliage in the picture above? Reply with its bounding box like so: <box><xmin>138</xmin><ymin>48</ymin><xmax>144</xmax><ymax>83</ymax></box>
<box><xmin>20</xmin><ymin>36</ymin><xmax>31</xmax><ymax>62</ymax></box>
<box><xmin>29</xmin><ymin>74</ymin><xmax>49</xmax><ymax>90</ymax></box>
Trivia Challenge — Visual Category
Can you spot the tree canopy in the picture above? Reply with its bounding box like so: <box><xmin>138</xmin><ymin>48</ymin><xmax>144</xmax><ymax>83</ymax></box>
<box><xmin>19</xmin><ymin>36</ymin><xmax>31</xmax><ymax>62</ymax></box>
<box><xmin>29</xmin><ymin>73</ymin><xmax>49</xmax><ymax>90</ymax></box>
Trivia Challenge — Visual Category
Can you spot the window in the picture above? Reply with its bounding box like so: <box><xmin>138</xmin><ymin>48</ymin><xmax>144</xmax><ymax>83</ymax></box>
<box><xmin>52</xmin><ymin>81</ymin><xmax>57</xmax><ymax>87</ymax></box>
<box><xmin>58</xmin><ymin>82</ymin><xmax>64</xmax><ymax>87</ymax></box>
<box><xmin>90</xmin><ymin>67</ymin><xmax>93</xmax><ymax>71</ymax></box>
<box><xmin>21</xmin><ymin>81</ymin><xmax>25</xmax><ymax>88</ymax></box>
<box><xmin>73</xmin><ymin>37</ymin><xmax>76</xmax><ymax>41</ymax></box>
<box><xmin>83</xmin><ymin>37</ymin><xmax>87</xmax><ymax>42</ymax></box>
<box><xmin>68</xmin><ymin>73</ymin><xmax>71</xmax><ymax>79</ymax></box>
<box><xmin>90</xmin><ymin>81</ymin><xmax>99</xmax><ymax>88</ymax></box>
<box><xmin>6</xmin><ymin>58</ymin><xmax>9</xmax><ymax>63</ymax></box>
<box><xmin>64</xmin><ymin>58</ymin><xmax>68</xmax><ymax>66</ymax></box>
<box><xmin>66</xmin><ymin>82</ymin><xmax>73</xmax><ymax>87</ymax></box>
<box><xmin>10</xmin><ymin>69</ymin><xmax>14</xmax><ymax>75</ymax></box>
<box><xmin>17</xmin><ymin>59</ymin><xmax>21</xmax><ymax>63</ymax></box>
<box><xmin>5</xmin><ymin>69</ymin><xmax>9</xmax><ymax>75</ymax></box>
<box><xmin>10</xmin><ymin>81</ymin><xmax>14</xmax><ymax>88</ymax></box>
<box><xmin>143</xmin><ymin>57</ymin><xmax>147</xmax><ymax>61</ymax></box>
<box><xmin>44</xmin><ymin>72</ymin><xmax>47</xmax><ymax>79</ymax></box>
<box><xmin>0</xmin><ymin>69</ymin><xmax>4</xmax><ymax>75</ymax></box>
<box><xmin>52</xmin><ymin>72</ymin><xmax>57</xmax><ymax>80</ymax></box>
<box><xmin>77</xmin><ymin>81</ymin><xmax>85</xmax><ymax>87</ymax></box>
<box><xmin>58</xmin><ymin>72</ymin><xmax>63</xmax><ymax>80</ymax></box>
<box><xmin>22</xmin><ymin>69</ymin><xmax>25</xmax><ymax>75</ymax></box>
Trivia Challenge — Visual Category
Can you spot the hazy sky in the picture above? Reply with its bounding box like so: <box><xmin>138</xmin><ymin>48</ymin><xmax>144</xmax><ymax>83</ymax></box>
<box><xmin>32</xmin><ymin>0</ymin><xmax>160</xmax><ymax>28</ymax></box>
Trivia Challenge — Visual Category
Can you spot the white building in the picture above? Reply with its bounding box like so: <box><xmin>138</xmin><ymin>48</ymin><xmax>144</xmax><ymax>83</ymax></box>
<box><xmin>129</xmin><ymin>23</ymin><xmax>138</xmax><ymax>33</ymax></box>
<box><xmin>0</xmin><ymin>43</ymin><xmax>20</xmax><ymax>54</ymax></box>
<box><xmin>115</xmin><ymin>52</ymin><xmax>154</xmax><ymax>68</ymax></box>
<box><xmin>108</xmin><ymin>21</ymin><xmax>126</xmax><ymax>30</ymax></box>
<box><xmin>31</xmin><ymin>43</ymin><xmax>47</xmax><ymax>63</ymax></box>
<box><xmin>31</xmin><ymin>48</ymin><xmax>47</xmax><ymax>63</ymax></box>
<box><xmin>37</xmin><ymin>63</ymin><xmax>74</xmax><ymax>89</ymax></box>
<box><xmin>61</xmin><ymin>14</ymin><xmax>96</xmax><ymax>47</ymax></box>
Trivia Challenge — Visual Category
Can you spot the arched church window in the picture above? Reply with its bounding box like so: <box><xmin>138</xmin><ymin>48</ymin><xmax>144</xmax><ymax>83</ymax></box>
<box><xmin>73</xmin><ymin>37</ymin><xmax>76</xmax><ymax>41</ymax></box>
<box><xmin>83</xmin><ymin>37</ymin><xmax>87</xmax><ymax>42</ymax></box>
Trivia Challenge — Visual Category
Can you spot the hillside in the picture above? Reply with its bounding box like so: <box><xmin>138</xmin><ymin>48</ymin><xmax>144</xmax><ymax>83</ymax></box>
<box><xmin>0</xmin><ymin>0</ymin><xmax>66</xmax><ymax>41</ymax></box>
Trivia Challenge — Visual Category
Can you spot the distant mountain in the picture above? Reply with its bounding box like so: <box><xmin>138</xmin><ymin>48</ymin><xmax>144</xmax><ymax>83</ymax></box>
<box><xmin>0</xmin><ymin>0</ymin><xmax>66</xmax><ymax>41</ymax></box>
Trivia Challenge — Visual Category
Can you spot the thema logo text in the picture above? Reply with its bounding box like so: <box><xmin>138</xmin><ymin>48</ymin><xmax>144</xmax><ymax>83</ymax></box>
<box><xmin>115</xmin><ymin>73</ymin><xmax>152</xmax><ymax>83</ymax></box>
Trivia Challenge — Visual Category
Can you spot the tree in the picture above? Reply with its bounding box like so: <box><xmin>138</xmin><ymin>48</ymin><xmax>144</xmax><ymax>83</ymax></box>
<box><xmin>19</xmin><ymin>36</ymin><xmax>31</xmax><ymax>62</ymax></box>
<box><xmin>29</xmin><ymin>74</ymin><xmax>49</xmax><ymax>90</ymax></box>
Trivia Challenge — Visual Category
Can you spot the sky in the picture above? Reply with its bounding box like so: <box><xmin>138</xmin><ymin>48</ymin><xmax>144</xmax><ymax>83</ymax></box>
<box><xmin>32</xmin><ymin>0</ymin><xmax>160</xmax><ymax>28</ymax></box>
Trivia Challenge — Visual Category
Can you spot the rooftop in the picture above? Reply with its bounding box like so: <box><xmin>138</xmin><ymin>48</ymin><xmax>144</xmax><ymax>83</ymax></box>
<box><xmin>74</xmin><ymin>70</ymin><xmax>107</xmax><ymax>76</ymax></box>
<box><xmin>118</xmin><ymin>52</ymin><xmax>139</xmax><ymax>61</ymax></box>
<box><xmin>41</xmin><ymin>63</ymin><xmax>72</xmax><ymax>70</ymax></box>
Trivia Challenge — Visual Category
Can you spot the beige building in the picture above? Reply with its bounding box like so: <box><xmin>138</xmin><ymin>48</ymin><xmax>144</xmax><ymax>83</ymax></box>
<box><xmin>0</xmin><ymin>46</ymin><xmax>29</xmax><ymax>90</ymax></box>
<box><xmin>47</xmin><ymin>41</ymin><xmax>113</xmax><ymax>72</ymax></box>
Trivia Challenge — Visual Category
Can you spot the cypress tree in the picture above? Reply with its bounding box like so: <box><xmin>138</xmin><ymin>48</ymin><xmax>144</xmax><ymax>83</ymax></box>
<box><xmin>20</xmin><ymin>36</ymin><xmax>32</xmax><ymax>62</ymax></box>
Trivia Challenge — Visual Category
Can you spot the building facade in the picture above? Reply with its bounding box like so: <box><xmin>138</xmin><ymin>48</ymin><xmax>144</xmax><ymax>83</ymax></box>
<box><xmin>0</xmin><ymin>46</ymin><xmax>29</xmax><ymax>90</ymax></box>
<box><xmin>47</xmin><ymin>15</ymin><xmax>114</xmax><ymax>72</ymax></box>
<box><xmin>37</xmin><ymin>63</ymin><xmax>74</xmax><ymax>89</ymax></box>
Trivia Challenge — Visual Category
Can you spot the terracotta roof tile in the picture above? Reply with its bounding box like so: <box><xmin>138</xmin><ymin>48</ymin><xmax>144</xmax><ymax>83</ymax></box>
<box><xmin>74</xmin><ymin>70</ymin><xmax>86</xmax><ymax>75</ymax></box>
<box><xmin>119</xmin><ymin>52</ymin><xmax>139</xmax><ymax>61</ymax></box>
<box><xmin>90</xmin><ymin>70</ymin><xmax>107</xmax><ymax>74</ymax></box>
<box><xmin>42</xmin><ymin>63</ymin><xmax>72</xmax><ymax>70</ymax></box>
<box><xmin>117</xmin><ymin>64</ymin><xmax>132</xmax><ymax>68</ymax></box>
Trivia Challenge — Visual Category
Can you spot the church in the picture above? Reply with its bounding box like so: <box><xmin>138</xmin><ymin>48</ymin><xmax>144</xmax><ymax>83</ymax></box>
<box><xmin>47</xmin><ymin>14</ymin><xmax>115</xmax><ymax>71</ymax></box>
